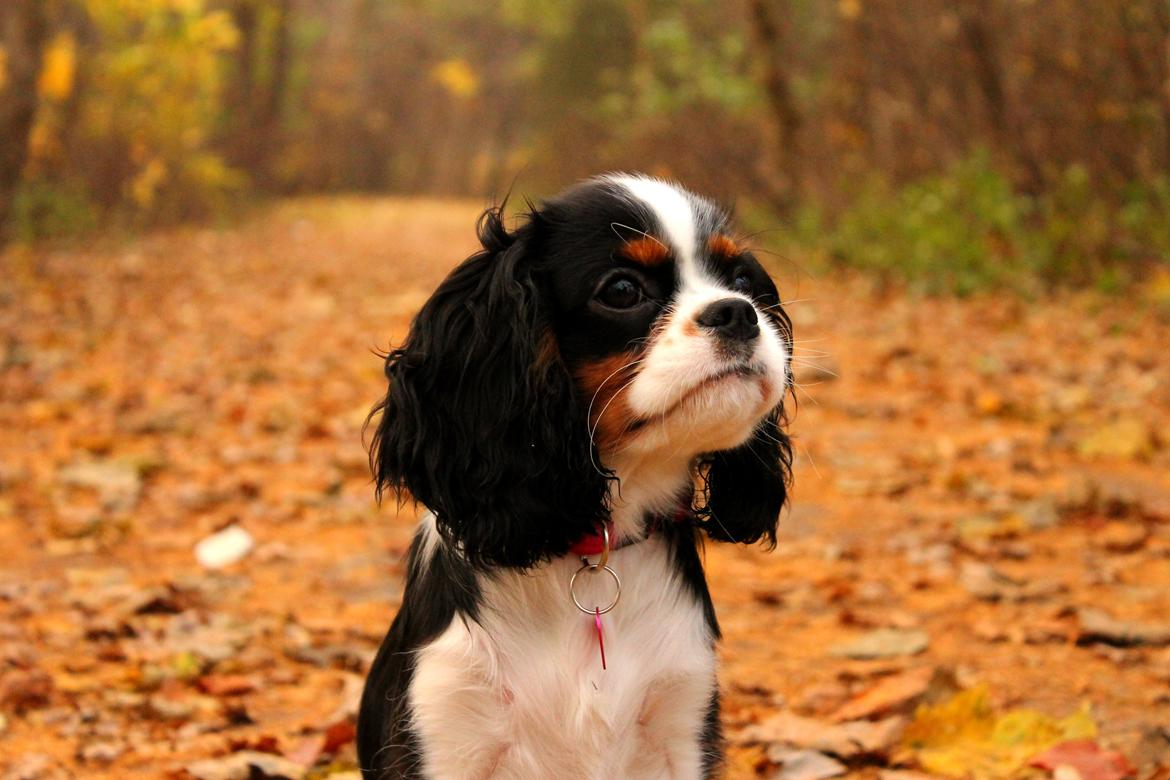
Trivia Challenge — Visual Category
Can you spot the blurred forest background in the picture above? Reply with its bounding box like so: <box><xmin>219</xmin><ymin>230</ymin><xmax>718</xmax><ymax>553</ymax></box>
<box><xmin>2</xmin><ymin>0</ymin><xmax>1170</xmax><ymax>292</ymax></box>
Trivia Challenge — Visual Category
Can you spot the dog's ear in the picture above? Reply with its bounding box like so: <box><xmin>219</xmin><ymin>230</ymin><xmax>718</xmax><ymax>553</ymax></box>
<box><xmin>696</xmin><ymin>411</ymin><xmax>791</xmax><ymax>546</ymax></box>
<box><xmin>369</xmin><ymin>205</ymin><xmax>609</xmax><ymax>569</ymax></box>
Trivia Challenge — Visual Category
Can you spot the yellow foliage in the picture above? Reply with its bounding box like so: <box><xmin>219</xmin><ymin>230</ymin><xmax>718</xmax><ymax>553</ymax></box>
<box><xmin>902</xmin><ymin>686</ymin><xmax>1096</xmax><ymax>779</ymax></box>
<box><xmin>192</xmin><ymin>10</ymin><xmax>240</xmax><ymax>50</ymax></box>
<box><xmin>130</xmin><ymin>158</ymin><xmax>168</xmax><ymax>209</ymax></box>
<box><xmin>431</xmin><ymin>59</ymin><xmax>480</xmax><ymax>99</ymax></box>
<box><xmin>1145</xmin><ymin>267</ymin><xmax>1170</xmax><ymax>308</ymax></box>
<box><xmin>38</xmin><ymin>34</ymin><xmax>77</xmax><ymax>100</ymax></box>
<box><xmin>181</xmin><ymin>152</ymin><xmax>246</xmax><ymax>194</ymax></box>
<box><xmin>838</xmin><ymin>0</ymin><xmax>863</xmax><ymax>20</ymax></box>
<box><xmin>0</xmin><ymin>47</ymin><xmax>8</xmax><ymax>92</ymax></box>
<box><xmin>50</xmin><ymin>0</ymin><xmax>246</xmax><ymax>218</ymax></box>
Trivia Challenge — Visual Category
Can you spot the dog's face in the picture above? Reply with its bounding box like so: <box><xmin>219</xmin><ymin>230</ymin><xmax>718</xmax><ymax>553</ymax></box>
<box><xmin>541</xmin><ymin>175</ymin><xmax>790</xmax><ymax>461</ymax></box>
<box><xmin>371</xmin><ymin>175</ymin><xmax>792</xmax><ymax>568</ymax></box>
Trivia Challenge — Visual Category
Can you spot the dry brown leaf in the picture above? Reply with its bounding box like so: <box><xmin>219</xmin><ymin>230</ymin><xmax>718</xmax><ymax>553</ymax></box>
<box><xmin>831</xmin><ymin>666</ymin><xmax>952</xmax><ymax>722</ymax></box>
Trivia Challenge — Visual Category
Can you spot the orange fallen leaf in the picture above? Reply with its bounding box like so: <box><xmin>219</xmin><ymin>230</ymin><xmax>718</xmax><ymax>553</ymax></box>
<box><xmin>832</xmin><ymin>666</ymin><xmax>944</xmax><ymax>722</ymax></box>
<box><xmin>197</xmin><ymin>674</ymin><xmax>256</xmax><ymax>696</ymax></box>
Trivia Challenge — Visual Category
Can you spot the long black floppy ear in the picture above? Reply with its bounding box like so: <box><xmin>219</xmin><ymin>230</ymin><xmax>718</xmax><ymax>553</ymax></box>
<box><xmin>697</xmin><ymin>410</ymin><xmax>791</xmax><ymax>546</ymax></box>
<box><xmin>369</xmin><ymin>206</ymin><xmax>610</xmax><ymax>569</ymax></box>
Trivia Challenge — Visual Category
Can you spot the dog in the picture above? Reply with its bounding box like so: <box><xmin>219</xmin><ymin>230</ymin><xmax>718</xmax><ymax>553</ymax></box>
<box><xmin>357</xmin><ymin>174</ymin><xmax>792</xmax><ymax>779</ymax></box>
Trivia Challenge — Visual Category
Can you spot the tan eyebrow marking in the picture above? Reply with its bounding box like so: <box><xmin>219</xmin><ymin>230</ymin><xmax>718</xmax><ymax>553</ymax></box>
<box><xmin>619</xmin><ymin>237</ymin><xmax>671</xmax><ymax>266</ymax></box>
<box><xmin>707</xmin><ymin>234</ymin><xmax>742</xmax><ymax>260</ymax></box>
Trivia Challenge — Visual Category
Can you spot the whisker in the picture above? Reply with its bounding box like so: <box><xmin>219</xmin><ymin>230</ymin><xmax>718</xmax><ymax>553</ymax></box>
<box><xmin>589</xmin><ymin>375</ymin><xmax>641</xmax><ymax>451</ymax></box>
<box><xmin>790</xmin><ymin>360</ymin><xmax>838</xmax><ymax>378</ymax></box>
<box><xmin>758</xmin><ymin>298</ymin><xmax>813</xmax><ymax>311</ymax></box>
<box><xmin>585</xmin><ymin>358</ymin><xmax>645</xmax><ymax>476</ymax></box>
<box><xmin>791</xmin><ymin>382</ymin><xmax>820</xmax><ymax>406</ymax></box>
<box><xmin>610</xmin><ymin>221</ymin><xmax>668</xmax><ymax>249</ymax></box>
<box><xmin>705</xmin><ymin>507</ymin><xmax>740</xmax><ymax>543</ymax></box>
<box><xmin>796</xmin><ymin>440</ymin><xmax>822</xmax><ymax>478</ymax></box>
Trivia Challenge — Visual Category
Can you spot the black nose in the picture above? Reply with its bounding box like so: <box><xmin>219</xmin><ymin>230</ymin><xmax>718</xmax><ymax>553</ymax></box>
<box><xmin>696</xmin><ymin>298</ymin><xmax>759</xmax><ymax>343</ymax></box>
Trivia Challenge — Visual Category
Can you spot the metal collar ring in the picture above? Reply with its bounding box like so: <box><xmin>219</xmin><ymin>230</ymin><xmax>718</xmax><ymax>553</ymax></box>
<box><xmin>569</xmin><ymin>563</ymin><xmax>621</xmax><ymax>615</ymax></box>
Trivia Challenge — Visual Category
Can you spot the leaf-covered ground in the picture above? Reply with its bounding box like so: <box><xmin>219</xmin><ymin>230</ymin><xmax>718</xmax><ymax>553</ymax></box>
<box><xmin>2</xmin><ymin>199</ymin><xmax>1168</xmax><ymax>779</ymax></box>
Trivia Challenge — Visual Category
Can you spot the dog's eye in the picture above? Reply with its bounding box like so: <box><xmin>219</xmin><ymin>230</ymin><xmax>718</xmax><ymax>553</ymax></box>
<box><xmin>731</xmin><ymin>273</ymin><xmax>753</xmax><ymax>294</ymax></box>
<box><xmin>597</xmin><ymin>276</ymin><xmax>644</xmax><ymax>309</ymax></box>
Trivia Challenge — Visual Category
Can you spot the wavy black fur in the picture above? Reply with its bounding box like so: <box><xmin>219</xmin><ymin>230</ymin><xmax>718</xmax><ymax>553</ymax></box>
<box><xmin>696</xmin><ymin>410</ymin><xmax>792</xmax><ymax>547</ymax></box>
<box><xmin>368</xmin><ymin>206</ymin><xmax>612</xmax><ymax>570</ymax></box>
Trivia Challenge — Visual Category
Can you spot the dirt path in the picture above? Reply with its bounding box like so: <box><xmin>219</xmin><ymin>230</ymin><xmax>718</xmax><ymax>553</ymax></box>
<box><xmin>2</xmin><ymin>199</ymin><xmax>1168</xmax><ymax>779</ymax></box>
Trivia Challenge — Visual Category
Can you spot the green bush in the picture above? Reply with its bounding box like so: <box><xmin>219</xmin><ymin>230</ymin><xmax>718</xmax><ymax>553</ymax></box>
<box><xmin>794</xmin><ymin>152</ymin><xmax>1170</xmax><ymax>295</ymax></box>
<box><xmin>10</xmin><ymin>180</ymin><xmax>99</xmax><ymax>243</ymax></box>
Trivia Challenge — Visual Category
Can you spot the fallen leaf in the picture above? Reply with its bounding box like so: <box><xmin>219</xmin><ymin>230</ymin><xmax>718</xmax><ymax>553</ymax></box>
<box><xmin>832</xmin><ymin>666</ymin><xmax>956</xmax><ymax>722</ymax></box>
<box><xmin>283</xmin><ymin>734</ymin><xmax>325</xmax><ymax>768</ymax></box>
<box><xmin>829</xmin><ymin>629</ymin><xmax>929</xmax><ymax>660</ymax></box>
<box><xmin>767</xmin><ymin>748</ymin><xmax>847</xmax><ymax>780</ymax></box>
<box><xmin>283</xmin><ymin>641</ymin><xmax>370</xmax><ymax>671</ymax></box>
<box><xmin>2</xmin><ymin>753</ymin><xmax>63</xmax><ymax>780</ymax></box>
<box><xmin>959</xmin><ymin>562</ymin><xmax>1065</xmax><ymax>603</ymax></box>
<box><xmin>902</xmin><ymin>686</ymin><xmax>1096</xmax><ymax>778</ymax></box>
<box><xmin>185</xmin><ymin>750</ymin><xmax>307</xmax><ymax>780</ymax></box>
<box><xmin>1077</xmin><ymin>419</ymin><xmax>1155</xmax><ymax>460</ymax></box>
<box><xmin>58</xmin><ymin>460</ymin><xmax>143</xmax><ymax>510</ymax></box>
<box><xmin>328</xmin><ymin>672</ymin><xmax>365</xmax><ymax>722</ymax></box>
<box><xmin>146</xmin><ymin>688</ymin><xmax>217</xmax><ymax>721</ymax></box>
<box><xmin>159</xmin><ymin>613</ymin><xmax>257</xmax><ymax>666</ymax></box>
<box><xmin>1095</xmin><ymin>522</ymin><xmax>1149</xmax><ymax>554</ymax></box>
<box><xmin>77</xmin><ymin>740</ymin><xmax>123</xmax><ymax>763</ymax></box>
<box><xmin>1029</xmin><ymin>739</ymin><xmax>1136</xmax><ymax>780</ymax></box>
<box><xmin>322</xmin><ymin>718</ymin><xmax>357</xmax><ymax>753</ymax></box>
<box><xmin>0</xmin><ymin>669</ymin><xmax>53</xmax><ymax>713</ymax></box>
<box><xmin>1014</xmin><ymin>497</ymin><xmax>1061</xmax><ymax>531</ymax></box>
<box><xmin>740</xmin><ymin>710</ymin><xmax>905</xmax><ymax>757</ymax></box>
<box><xmin>835</xmin><ymin>472</ymin><xmax>923</xmax><ymax>498</ymax></box>
<box><xmin>1078</xmin><ymin>608</ymin><xmax>1170</xmax><ymax>647</ymax></box>
<box><xmin>198</xmin><ymin>674</ymin><xmax>256</xmax><ymax>697</ymax></box>
<box><xmin>227</xmin><ymin>734</ymin><xmax>281</xmax><ymax>754</ymax></box>
<box><xmin>956</xmin><ymin>514</ymin><xmax>1028</xmax><ymax>545</ymax></box>
<box><xmin>1131</xmin><ymin>725</ymin><xmax>1170</xmax><ymax>775</ymax></box>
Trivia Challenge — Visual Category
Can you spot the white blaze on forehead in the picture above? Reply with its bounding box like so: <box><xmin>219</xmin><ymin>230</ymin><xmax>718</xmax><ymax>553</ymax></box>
<box><xmin>607</xmin><ymin>174</ymin><xmax>699</xmax><ymax>266</ymax></box>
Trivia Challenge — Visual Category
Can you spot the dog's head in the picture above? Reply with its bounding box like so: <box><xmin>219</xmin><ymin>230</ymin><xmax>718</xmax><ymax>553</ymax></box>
<box><xmin>370</xmin><ymin>175</ymin><xmax>792</xmax><ymax>568</ymax></box>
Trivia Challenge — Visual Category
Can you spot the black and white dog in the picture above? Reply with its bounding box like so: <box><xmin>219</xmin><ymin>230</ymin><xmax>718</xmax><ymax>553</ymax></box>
<box><xmin>358</xmin><ymin>175</ymin><xmax>792</xmax><ymax>779</ymax></box>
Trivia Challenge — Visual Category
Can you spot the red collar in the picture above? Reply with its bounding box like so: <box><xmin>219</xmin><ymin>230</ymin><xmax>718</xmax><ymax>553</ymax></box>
<box><xmin>568</xmin><ymin>507</ymin><xmax>693</xmax><ymax>557</ymax></box>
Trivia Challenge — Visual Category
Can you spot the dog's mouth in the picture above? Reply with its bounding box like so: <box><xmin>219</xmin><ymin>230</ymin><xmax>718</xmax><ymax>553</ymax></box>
<box><xmin>628</xmin><ymin>364</ymin><xmax>766</xmax><ymax>432</ymax></box>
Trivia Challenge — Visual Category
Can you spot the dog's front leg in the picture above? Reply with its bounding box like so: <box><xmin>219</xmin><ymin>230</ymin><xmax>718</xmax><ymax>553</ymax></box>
<box><xmin>618</xmin><ymin>671</ymin><xmax>719</xmax><ymax>780</ymax></box>
<box><xmin>409</xmin><ymin>620</ymin><xmax>514</xmax><ymax>780</ymax></box>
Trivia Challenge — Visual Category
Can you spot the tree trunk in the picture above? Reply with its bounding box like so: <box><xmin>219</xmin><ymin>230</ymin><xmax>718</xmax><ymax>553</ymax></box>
<box><xmin>1128</xmin><ymin>0</ymin><xmax>1170</xmax><ymax>174</ymax></box>
<box><xmin>746</xmin><ymin>0</ymin><xmax>802</xmax><ymax>212</ymax></box>
<box><xmin>255</xmin><ymin>0</ymin><xmax>290</xmax><ymax>188</ymax></box>
<box><xmin>224</xmin><ymin>0</ymin><xmax>292</xmax><ymax>188</ymax></box>
<box><xmin>0</xmin><ymin>0</ymin><xmax>48</xmax><ymax>241</ymax></box>
<box><xmin>224</xmin><ymin>0</ymin><xmax>257</xmax><ymax>169</ymax></box>
<box><xmin>958</xmin><ymin>0</ymin><xmax>1044</xmax><ymax>191</ymax></box>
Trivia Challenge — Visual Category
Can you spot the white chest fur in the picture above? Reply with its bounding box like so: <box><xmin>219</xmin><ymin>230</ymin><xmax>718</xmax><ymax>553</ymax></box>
<box><xmin>408</xmin><ymin>534</ymin><xmax>718</xmax><ymax>780</ymax></box>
